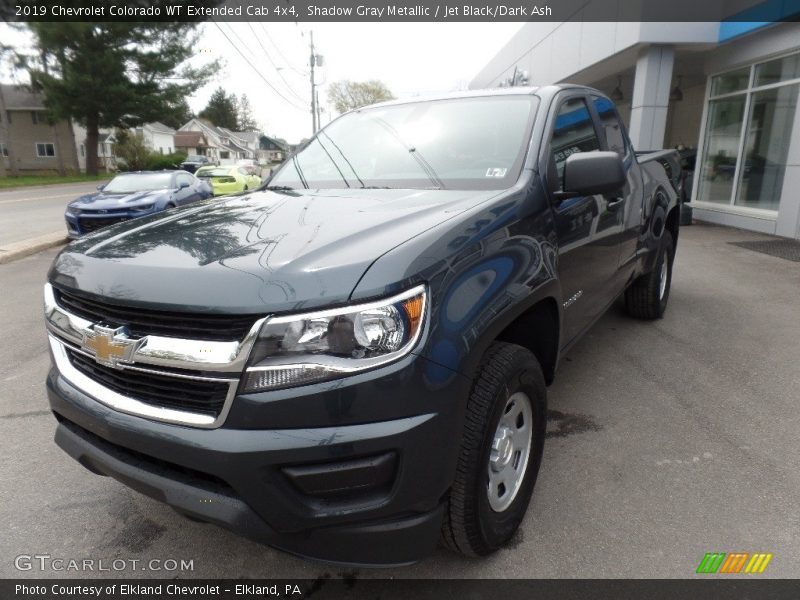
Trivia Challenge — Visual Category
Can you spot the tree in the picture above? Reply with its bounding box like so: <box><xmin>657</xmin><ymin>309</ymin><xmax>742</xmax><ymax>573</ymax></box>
<box><xmin>199</xmin><ymin>87</ymin><xmax>238</xmax><ymax>130</ymax></box>
<box><xmin>327</xmin><ymin>80</ymin><xmax>394</xmax><ymax>114</ymax></box>
<box><xmin>113</xmin><ymin>129</ymin><xmax>151</xmax><ymax>171</ymax></box>
<box><xmin>237</xmin><ymin>93</ymin><xmax>258</xmax><ymax>131</ymax></box>
<box><xmin>22</xmin><ymin>18</ymin><xmax>218</xmax><ymax>175</ymax></box>
<box><xmin>161</xmin><ymin>97</ymin><xmax>194</xmax><ymax>130</ymax></box>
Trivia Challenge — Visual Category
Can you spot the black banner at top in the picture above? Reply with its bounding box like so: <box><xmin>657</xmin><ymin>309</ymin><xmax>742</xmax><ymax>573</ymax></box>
<box><xmin>4</xmin><ymin>0</ymin><xmax>800</xmax><ymax>22</ymax></box>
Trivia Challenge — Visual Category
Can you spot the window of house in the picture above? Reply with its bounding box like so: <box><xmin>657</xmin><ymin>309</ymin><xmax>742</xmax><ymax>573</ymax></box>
<box><xmin>80</xmin><ymin>144</ymin><xmax>85</xmax><ymax>157</ymax></box>
<box><xmin>35</xmin><ymin>142</ymin><xmax>56</xmax><ymax>158</ymax></box>
<box><xmin>697</xmin><ymin>51</ymin><xmax>800</xmax><ymax>212</ymax></box>
<box><xmin>220</xmin><ymin>151</ymin><xmax>230</xmax><ymax>159</ymax></box>
<box><xmin>0</xmin><ymin>143</ymin><xmax>8</xmax><ymax>157</ymax></box>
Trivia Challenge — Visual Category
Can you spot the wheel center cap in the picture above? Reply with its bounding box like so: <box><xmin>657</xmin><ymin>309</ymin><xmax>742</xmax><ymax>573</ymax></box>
<box><xmin>490</xmin><ymin>426</ymin><xmax>514</xmax><ymax>471</ymax></box>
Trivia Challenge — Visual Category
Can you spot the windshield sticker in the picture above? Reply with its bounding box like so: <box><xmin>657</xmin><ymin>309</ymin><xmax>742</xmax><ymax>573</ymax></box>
<box><xmin>485</xmin><ymin>168</ymin><xmax>507</xmax><ymax>177</ymax></box>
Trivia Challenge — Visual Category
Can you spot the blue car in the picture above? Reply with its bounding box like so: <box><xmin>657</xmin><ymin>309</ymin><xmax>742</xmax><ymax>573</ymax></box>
<box><xmin>64</xmin><ymin>170</ymin><xmax>213</xmax><ymax>238</ymax></box>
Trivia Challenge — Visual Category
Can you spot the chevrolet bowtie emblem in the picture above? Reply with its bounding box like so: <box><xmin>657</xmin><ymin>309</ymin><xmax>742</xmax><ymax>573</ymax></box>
<box><xmin>82</xmin><ymin>325</ymin><xmax>141</xmax><ymax>368</ymax></box>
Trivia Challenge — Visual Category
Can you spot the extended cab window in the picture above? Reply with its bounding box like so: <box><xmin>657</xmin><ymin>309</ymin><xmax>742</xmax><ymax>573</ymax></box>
<box><xmin>270</xmin><ymin>95</ymin><xmax>539</xmax><ymax>191</ymax></box>
<box><xmin>550</xmin><ymin>97</ymin><xmax>601</xmax><ymax>185</ymax></box>
<box><xmin>591</xmin><ymin>95</ymin><xmax>627</xmax><ymax>156</ymax></box>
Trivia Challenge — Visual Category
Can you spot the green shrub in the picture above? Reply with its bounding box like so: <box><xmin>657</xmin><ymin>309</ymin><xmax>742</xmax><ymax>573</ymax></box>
<box><xmin>146</xmin><ymin>152</ymin><xmax>187</xmax><ymax>171</ymax></box>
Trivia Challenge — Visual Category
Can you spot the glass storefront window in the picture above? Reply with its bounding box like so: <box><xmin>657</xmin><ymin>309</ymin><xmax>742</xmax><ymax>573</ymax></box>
<box><xmin>697</xmin><ymin>51</ymin><xmax>800</xmax><ymax>213</ymax></box>
<box><xmin>696</xmin><ymin>97</ymin><xmax>746</xmax><ymax>204</ymax></box>
<box><xmin>710</xmin><ymin>67</ymin><xmax>750</xmax><ymax>96</ymax></box>
<box><xmin>755</xmin><ymin>54</ymin><xmax>800</xmax><ymax>87</ymax></box>
<box><xmin>734</xmin><ymin>84</ymin><xmax>799</xmax><ymax>210</ymax></box>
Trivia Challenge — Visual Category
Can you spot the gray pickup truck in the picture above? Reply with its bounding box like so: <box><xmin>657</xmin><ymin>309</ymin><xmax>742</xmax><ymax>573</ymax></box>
<box><xmin>44</xmin><ymin>85</ymin><xmax>680</xmax><ymax>565</ymax></box>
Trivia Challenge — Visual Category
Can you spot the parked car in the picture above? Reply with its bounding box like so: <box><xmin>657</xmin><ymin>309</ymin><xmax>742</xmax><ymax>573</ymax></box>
<box><xmin>180</xmin><ymin>154</ymin><xmax>214</xmax><ymax>173</ymax></box>
<box><xmin>44</xmin><ymin>85</ymin><xmax>679</xmax><ymax>566</ymax></box>
<box><xmin>195</xmin><ymin>165</ymin><xmax>262</xmax><ymax>195</ymax></box>
<box><xmin>64</xmin><ymin>170</ymin><xmax>213</xmax><ymax>238</ymax></box>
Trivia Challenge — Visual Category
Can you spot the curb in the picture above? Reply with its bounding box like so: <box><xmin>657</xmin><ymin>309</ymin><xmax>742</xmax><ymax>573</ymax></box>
<box><xmin>0</xmin><ymin>231</ymin><xmax>67</xmax><ymax>265</ymax></box>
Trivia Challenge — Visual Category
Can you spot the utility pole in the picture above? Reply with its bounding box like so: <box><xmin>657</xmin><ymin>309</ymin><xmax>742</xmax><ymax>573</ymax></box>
<box><xmin>309</xmin><ymin>31</ymin><xmax>317</xmax><ymax>134</ymax></box>
<box><xmin>315</xmin><ymin>89</ymin><xmax>321</xmax><ymax>131</ymax></box>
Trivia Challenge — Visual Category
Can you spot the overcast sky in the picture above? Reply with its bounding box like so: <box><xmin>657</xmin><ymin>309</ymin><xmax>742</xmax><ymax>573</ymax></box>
<box><xmin>0</xmin><ymin>22</ymin><xmax>521</xmax><ymax>143</ymax></box>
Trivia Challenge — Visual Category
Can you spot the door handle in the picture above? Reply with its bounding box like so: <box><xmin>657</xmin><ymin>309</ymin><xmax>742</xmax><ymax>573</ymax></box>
<box><xmin>606</xmin><ymin>196</ymin><xmax>624</xmax><ymax>211</ymax></box>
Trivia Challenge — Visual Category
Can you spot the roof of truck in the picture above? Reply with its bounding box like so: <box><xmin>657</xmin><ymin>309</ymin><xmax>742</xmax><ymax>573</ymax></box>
<box><xmin>362</xmin><ymin>84</ymin><xmax>602</xmax><ymax>111</ymax></box>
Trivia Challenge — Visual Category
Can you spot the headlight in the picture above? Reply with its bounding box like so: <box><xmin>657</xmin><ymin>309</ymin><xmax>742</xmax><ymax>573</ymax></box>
<box><xmin>242</xmin><ymin>285</ymin><xmax>427</xmax><ymax>392</ymax></box>
<box><xmin>130</xmin><ymin>203</ymin><xmax>156</xmax><ymax>214</ymax></box>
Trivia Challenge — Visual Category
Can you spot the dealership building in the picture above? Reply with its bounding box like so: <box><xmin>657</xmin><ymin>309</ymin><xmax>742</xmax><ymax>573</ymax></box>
<box><xmin>471</xmin><ymin>19</ymin><xmax>800</xmax><ymax>240</ymax></box>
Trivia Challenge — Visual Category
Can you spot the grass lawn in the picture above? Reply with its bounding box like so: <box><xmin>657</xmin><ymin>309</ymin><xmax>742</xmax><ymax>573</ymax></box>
<box><xmin>0</xmin><ymin>174</ymin><xmax>108</xmax><ymax>190</ymax></box>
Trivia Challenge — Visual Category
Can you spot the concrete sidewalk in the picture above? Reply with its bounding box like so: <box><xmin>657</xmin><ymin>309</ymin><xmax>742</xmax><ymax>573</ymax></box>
<box><xmin>0</xmin><ymin>231</ymin><xmax>66</xmax><ymax>265</ymax></box>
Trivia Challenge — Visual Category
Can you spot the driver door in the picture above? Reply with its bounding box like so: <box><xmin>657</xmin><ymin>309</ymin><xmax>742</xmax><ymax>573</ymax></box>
<box><xmin>546</xmin><ymin>94</ymin><xmax>621</xmax><ymax>346</ymax></box>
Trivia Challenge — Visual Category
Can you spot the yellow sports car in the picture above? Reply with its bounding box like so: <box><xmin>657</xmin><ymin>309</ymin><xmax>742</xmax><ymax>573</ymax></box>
<box><xmin>195</xmin><ymin>166</ymin><xmax>262</xmax><ymax>196</ymax></box>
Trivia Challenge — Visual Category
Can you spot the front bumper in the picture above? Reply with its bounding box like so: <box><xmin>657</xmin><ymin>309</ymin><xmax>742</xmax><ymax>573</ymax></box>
<box><xmin>47</xmin><ymin>353</ymin><xmax>468</xmax><ymax>565</ymax></box>
<box><xmin>64</xmin><ymin>209</ymin><xmax>156</xmax><ymax>238</ymax></box>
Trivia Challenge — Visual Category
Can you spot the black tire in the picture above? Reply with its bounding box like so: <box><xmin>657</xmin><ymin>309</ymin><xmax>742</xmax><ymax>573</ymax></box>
<box><xmin>442</xmin><ymin>342</ymin><xmax>547</xmax><ymax>557</ymax></box>
<box><xmin>625</xmin><ymin>230</ymin><xmax>674</xmax><ymax>319</ymax></box>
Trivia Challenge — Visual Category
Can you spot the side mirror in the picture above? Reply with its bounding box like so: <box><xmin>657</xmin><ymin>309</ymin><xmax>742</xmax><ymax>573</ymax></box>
<box><xmin>96</xmin><ymin>184</ymin><xmax>105</xmax><ymax>191</ymax></box>
<box><xmin>562</xmin><ymin>151</ymin><xmax>625</xmax><ymax>197</ymax></box>
<box><xmin>178</xmin><ymin>181</ymin><xmax>190</xmax><ymax>189</ymax></box>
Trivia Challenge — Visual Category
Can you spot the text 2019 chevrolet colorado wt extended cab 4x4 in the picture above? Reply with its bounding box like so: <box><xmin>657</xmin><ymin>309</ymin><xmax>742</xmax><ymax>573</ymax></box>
<box><xmin>44</xmin><ymin>85</ymin><xmax>680</xmax><ymax>566</ymax></box>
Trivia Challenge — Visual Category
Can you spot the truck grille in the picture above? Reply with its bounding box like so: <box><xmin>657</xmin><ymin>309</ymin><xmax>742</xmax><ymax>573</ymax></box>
<box><xmin>54</xmin><ymin>288</ymin><xmax>259</xmax><ymax>342</ymax></box>
<box><xmin>66</xmin><ymin>348</ymin><xmax>230</xmax><ymax>418</ymax></box>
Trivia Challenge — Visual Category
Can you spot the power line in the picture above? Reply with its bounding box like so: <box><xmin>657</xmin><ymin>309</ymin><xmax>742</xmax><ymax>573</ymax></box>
<box><xmin>258</xmin><ymin>23</ymin><xmax>308</xmax><ymax>77</ymax></box>
<box><xmin>245</xmin><ymin>22</ymin><xmax>307</xmax><ymax>104</ymax></box>
<box><xmin>213</xmin><ymin>21</ymin><xmax>306</xmax><ymax>112</ymax></box>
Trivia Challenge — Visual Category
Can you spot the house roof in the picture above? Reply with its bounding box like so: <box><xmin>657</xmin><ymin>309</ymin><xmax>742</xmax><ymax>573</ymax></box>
<box><xmin>144</xmin><ymin>121</ymin><xmax>176</xmax><ymax>134</ymax></box>
<box><xmin>0</xmin><ymin>84</ymin><xmax>45</xmax><ymax>110</ymax></box>
<box><xmin>174</xmin><ymin>131</ymin><xmax>209</xmax><ymax>148</ymax></box>
<box><xmin>260</xmin><ymin>135</ymin><xmax>289</xmax><ymax>151</ymax></box>
<box><xmin>232</xmin><ymin>131</ymin><xmax>261</xmax><ymax>143</ymax></box>
<box><xmin>178</xmin><ymin>119</ymin><xmax>253</xmax><ymax>155</ymax></box>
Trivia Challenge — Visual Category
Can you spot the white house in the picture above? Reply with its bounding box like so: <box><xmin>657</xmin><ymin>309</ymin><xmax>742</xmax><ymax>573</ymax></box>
<box><xmin>133</xmin><ymin>122</ymin><xmax>176</xmax><ymax>155</ymax></box>
<box><xmin>178</xmin><ymin>118</ymin><xmax>254</xmax><ymax>165</ymax></box>
<box><xmin>72</xmin><ymin>122</ymin><xmax>118</xmax><ymax>173</ymax></box>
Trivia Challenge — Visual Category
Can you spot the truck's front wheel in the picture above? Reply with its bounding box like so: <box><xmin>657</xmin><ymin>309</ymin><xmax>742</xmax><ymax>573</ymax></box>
<box><xmin>442</xmin><ymin>342</ymin><xmax>547</xmax><ymax>556</ymax></box>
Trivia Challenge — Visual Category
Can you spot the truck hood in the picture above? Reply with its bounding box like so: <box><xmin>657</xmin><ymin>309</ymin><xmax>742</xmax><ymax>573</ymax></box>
<box><xmin>68</xmin><ymin>189</ymin><xmax>170</xmax><ymax>211</ymax></box>
<box><xmin>49</xmin><ymin>188</ymin><xmax>499</xmax><ymax>314</ymax></box>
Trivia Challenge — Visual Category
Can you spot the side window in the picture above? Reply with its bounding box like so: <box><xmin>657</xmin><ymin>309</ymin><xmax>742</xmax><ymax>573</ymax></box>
<box><xmin>591</xmin><ymin>95</ymin><xmax>627</xmax><ymax>156</ymax></box>
<box><xmin>550</xmin><ymin>97</ymin><xmax>601</xmax><ymax>187</ymax></box>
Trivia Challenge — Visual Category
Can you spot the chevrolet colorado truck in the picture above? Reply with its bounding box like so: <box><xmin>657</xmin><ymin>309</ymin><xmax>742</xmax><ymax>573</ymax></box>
<box><xmin>44</xmin><ymin>85</ymin><xmax>680</xmax><ymax>565</ymax></box>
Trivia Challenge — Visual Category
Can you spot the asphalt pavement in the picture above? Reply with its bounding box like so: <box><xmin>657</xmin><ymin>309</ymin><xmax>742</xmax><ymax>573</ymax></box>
<box><xmin>0</xmin><ymin>181</ymin><xmax>107</xmax><ymax>247</ymax></box>
<box><xmin>1</xmin><ymin>223</ymin><xmax>799</xmax><ymax>580</ymax></box>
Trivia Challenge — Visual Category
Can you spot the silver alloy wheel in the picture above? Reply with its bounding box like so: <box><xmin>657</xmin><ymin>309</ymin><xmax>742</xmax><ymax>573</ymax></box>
<box><xmin>658</xmin><ymin>256</ymin><xmax>669</xmax><ymax>300</ymax></box>
<box><xmin>487</xmin><ymin>391</ymin><xmax>534</xmax><ymax>512</ymax></box>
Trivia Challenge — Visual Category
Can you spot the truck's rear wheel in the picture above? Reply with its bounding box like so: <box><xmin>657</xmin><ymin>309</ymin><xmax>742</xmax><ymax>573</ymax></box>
<box><xmin>442</xmin><ymin>342</ymin><xmax>546</xmax><ymax>556</ymax></box>
<box><xmin>624</xmin><ymin>230</ymin><xmax>674</xmax><ymax>320</ymax></box>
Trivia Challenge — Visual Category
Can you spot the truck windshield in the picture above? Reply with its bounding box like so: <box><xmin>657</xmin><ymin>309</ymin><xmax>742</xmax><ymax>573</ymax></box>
<box><xmin>271</xmin><ymin>95</ymin><xmax>538</xmax><ymax>191</ymax></box>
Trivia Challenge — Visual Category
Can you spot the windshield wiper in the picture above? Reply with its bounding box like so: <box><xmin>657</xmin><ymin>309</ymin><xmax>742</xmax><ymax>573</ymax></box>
<box><xmin>265</xmin><ymin>185</ymin><xmax>296</xmax><ymax>191</ymax></box>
